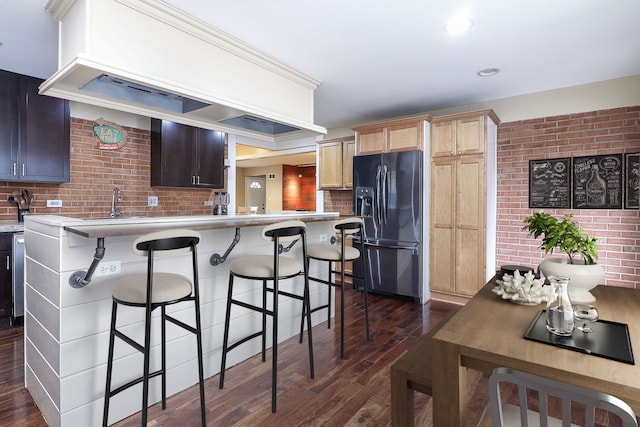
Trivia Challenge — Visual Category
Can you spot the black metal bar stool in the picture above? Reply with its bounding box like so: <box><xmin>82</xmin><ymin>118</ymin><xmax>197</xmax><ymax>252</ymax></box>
<box><xmin>219</xmin><ymin>220</ymin><xmax>314</xmax><ymax>413</ymax></box>
<box><xmin>300</xmin><ymin>217</ymin><xmax>370</xmax><ymax>359</ymax></box>
<box><xmin>103</xmin><ymin>229</ymin><xmax>206</xmax><ymax>427</ymax></box>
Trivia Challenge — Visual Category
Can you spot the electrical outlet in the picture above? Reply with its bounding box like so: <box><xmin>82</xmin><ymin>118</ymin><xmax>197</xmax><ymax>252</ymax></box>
<box><xmin>148</xmin><ymin>196</ymin><xmax>158</xmax><ymax>207</ymax></box>
<box><xmin>319</xmin><ymin>233</ymin><xmax>328</xmax><ymax>242</ymax></box>
<box><xmin>204</xmin><ymin>200</ymin><xmax>213</xmax><ymax>206</ymax></box>
<box><xmin>95</xmin><ymin>261</ymin><xmax>121</xmax><ymax>277</ymax></box>
<box><xmin>47</xmin><ymin>199</ymin><xmax>63</xmax><ymax>207</ymax></box>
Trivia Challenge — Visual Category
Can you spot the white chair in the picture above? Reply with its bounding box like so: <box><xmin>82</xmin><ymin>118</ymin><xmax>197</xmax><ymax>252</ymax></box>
<box><xmin>489</xmin><ymin>367</ymin><xmax>638</xmax><ymax>427</ymax></box>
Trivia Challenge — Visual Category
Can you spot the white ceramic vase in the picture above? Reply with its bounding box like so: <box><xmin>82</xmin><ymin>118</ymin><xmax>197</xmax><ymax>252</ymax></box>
<box><xmin>539</xmin><ymin>258</ymin><xmax>605</xmax><ymax>304</ymax></box>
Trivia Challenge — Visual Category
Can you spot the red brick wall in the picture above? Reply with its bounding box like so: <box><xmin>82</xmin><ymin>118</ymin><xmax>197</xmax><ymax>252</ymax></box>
<box><xmin>496</xmin><ymin>106</ymin><xmax>640</xmax><ymax>288</ymax></box>
<box><xmin>0</xmin><ymin>117</ymin><xmax>225</xmax><ymax>220</ymax></box>
<box><xmin>282</xmin><ymin>165</ymin><xmax>316</xmax><ymax>211</ymax></box>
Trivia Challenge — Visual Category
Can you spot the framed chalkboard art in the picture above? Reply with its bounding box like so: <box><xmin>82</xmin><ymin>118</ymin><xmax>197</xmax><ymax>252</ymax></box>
<box><xmin>572</xmin><ymin>154</ymin><xmax>623</xmax><ymax>209</ymax></box>
<box><xmin>625</xmin><ymin>153</ymin><xmax>639</xmax><ymax>209</ymax></box>
<box><xmin>529</xmin><ymin>158</ymin><xmax>571</xmax><ymax>208</ymax></box>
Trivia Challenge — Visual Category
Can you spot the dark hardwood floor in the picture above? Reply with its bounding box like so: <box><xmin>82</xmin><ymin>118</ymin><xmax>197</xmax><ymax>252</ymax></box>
<box><xmin>1</xmin><ymin>290</ymin><xmax>496</xmax><ymax>426</ymax></box>
<box><xmin>7</xmin><ymin>288</ymin><xmax>630</xmax><ymax>426</ymax></box>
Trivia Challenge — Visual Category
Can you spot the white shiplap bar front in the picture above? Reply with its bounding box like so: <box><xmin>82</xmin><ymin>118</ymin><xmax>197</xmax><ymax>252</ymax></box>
<box><xmin>23</xmin><ymin>213</ymin><xmax>339</xmax><ymax>426</ymax></box>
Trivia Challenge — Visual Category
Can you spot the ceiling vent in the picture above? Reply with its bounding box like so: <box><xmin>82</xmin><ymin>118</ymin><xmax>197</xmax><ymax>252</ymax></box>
<box><xmin>82</xmin><ymin>74</ymin><xmax>211</xmax><ymax>114</ymax></box>
<box><xmin>220</xmin><ymin>114</ymin><xmax>301</xmax><ymax>135</ymax></box>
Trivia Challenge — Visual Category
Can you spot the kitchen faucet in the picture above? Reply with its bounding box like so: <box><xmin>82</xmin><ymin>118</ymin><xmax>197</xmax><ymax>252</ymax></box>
<box><xmin>110</xmin><ymin>188</ymin><xmax>122</xmax><ymax>218</ymax></box>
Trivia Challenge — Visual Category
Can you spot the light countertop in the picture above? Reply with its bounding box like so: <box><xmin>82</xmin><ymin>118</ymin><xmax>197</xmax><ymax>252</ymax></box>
<box><xmin>25</xmin><ymin>213</ymin><xmax>341</xmax><ymax>238</ymax></box>
<box><xmin>0</xmin><ymin>220</ymin><xmax>24</xmax><ymax>232</ymax></box>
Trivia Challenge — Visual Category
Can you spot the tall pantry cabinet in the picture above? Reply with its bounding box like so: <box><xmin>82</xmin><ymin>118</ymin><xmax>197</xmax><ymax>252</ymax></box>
<box><xmin>430</xmin><ymin>110</ymin><xmax>499</xmax><ymax>302</ymax></box>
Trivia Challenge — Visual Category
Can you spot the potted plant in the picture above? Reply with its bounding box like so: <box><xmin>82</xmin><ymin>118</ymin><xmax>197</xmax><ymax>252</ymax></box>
<box><xmin>522</xmin><ymin>212</ymin><xmax>604</xmax><ymax>303</ymax></box>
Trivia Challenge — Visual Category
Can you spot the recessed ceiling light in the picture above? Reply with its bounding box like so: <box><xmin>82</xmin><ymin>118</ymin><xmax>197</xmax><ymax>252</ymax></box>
<box><xmin>477</xmin><ymin>68</ymin><xmax>500</xmax><ymax>77</ymax></box>
<box><xmin>444</xmin><ymin>17</ymin><xmax>473</xmax><ymax>34</ymax></box>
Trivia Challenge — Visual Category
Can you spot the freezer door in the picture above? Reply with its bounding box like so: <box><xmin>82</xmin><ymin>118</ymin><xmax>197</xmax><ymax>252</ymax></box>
<box><xmin>380</xmin><ymin>151</ymin><xmax>422</xmax><ymax>243</ymax></box>
<box><xmin>353</xmin><ymin>241</ymin><xmax>421</xmax><ymax>301</ymax></box>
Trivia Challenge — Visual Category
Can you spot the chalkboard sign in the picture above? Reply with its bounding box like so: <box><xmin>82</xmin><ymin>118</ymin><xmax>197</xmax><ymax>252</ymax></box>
<box><xmin>573</xmin><ymin>154</ymin><xmax>623</xmax><ymax>209</ymax></box>
<box><xmin>625</xmin><ymin>153</ymin><xmax>640</xmax><ymax>209</ymax></box>
<box><xmin>529</xmin><ymin>158</ymin><xmax>571</xmax><ymax>208</ymax></box>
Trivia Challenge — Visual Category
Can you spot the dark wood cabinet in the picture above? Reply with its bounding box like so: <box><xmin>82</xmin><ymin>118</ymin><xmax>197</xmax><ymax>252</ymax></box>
<box><xmin>0</xmin><ymin>233</ymin><xmax>12</xmax><ymax>320</ymax></box>
<box><xmin>0</xmin><ymin>70</ymin><xmax>70</xmax><ymax>183</ymax></box>
<box><xmin>150</xmin><ymin>118</ymin><xmax>225</xmax><ymax>188</ymax></box>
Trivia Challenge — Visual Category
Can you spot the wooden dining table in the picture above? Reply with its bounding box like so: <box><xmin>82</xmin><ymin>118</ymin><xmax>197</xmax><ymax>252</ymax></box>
<box><xmin>432</xmin><ymin>278</ymin><xmax>640</xmax><ymax>425</ymax></box>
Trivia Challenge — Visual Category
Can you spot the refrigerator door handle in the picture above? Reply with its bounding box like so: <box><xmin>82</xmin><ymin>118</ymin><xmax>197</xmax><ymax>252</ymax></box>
<box><xmin>375</xmin><ymin>165</ymin><xmax>382</xmax><ymax>224</ymax></box>
<box><xmin>382</xmin><ymin>164</ymin><xmax>388</xmax><ymax>224</ymax></box>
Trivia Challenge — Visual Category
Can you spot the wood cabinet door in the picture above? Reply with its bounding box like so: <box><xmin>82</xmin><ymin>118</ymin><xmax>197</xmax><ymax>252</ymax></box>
<box><xmin>455</xmin><ymin>156</ymin><xmax>485</xmax><ymax>296</ymax></box>
<box><xmin>342</xmin><ymin>139</ymin><xmax>355</xmax><ymax>188</ymax></box>
<box><xmin>387</xmin><ymin>122</ymin><xmax>422</xmax><ymax>152</ymax></box>
<box><xmin>19</xmin><ymin>76</ymin><xmax>70</xmax><ymax>182</ymax></box>
<box><xmin>456</xmin><ymin>116</ymin><xmax>485</xmax><ymax>155</ymax></box>
<box><xmin>356</xmin><ymin>129</ymin><xmax>385</xmax><ymax>155</ymax></box>
<box><xmin>430</xmin><ymin>158</ymin><xmax>456</xmax><ymax>293</ymax></box>
<box><xmin>431</xmin><ymin>120</ymin><xmax>456</xmax><ymax>157</ymax></box>
<box><xmin>318</xmin><ymin>141</ymin><xmax>343</xmax><ymax>188</ymax></box>
<box><xmin>0</xmin><ymin>72</ymin><xmax>18</xmax><ymax>181</ymax></box>
<box><xmin>194</xmin><ymin>128</ymin><xmax>224</xmax><ymax>188</ymax></box>
<box><xmin>151</xmin><ymin>119</ymin><xmax>194</xmax><ymax>187</ymax></box>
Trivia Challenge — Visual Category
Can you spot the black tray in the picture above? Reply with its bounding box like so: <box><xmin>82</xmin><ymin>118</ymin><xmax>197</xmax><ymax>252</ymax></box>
<box><xmin>523</xmin><ymin>310</ymin><xmax>635</xmax><ymax>365</ymax></box>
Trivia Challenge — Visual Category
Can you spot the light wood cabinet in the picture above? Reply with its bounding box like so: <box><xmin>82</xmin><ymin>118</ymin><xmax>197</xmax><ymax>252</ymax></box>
<box><xmin>317</xmin><ymin>137</ymin><xmax>355</xmax><ymax>189</ymax></box>
<box><xmin>353</xmin><ymin>115</ymin><xmax>430</xmax><ymax>155</ymax></box>
<box><xmin>431</xmin><ymin>110</ymin><xmax>498</xmax><ymax>158</ymax></box>
<box><xmin>430</xmin><ymin>110</ymin><xmax>499</xmax><ymax>302</ymax></box>
<box><xmin>430</xmin><ymin>155</ymin><xmax>485</xmax><ymax>297</ymax></box>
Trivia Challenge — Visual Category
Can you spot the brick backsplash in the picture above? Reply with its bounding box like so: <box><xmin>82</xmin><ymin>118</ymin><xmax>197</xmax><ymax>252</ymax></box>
<box><xmin>0</xmin><ymin>117</ymin><xmax>225</xmax><ymax>221</ymax></box>
<box><xmin>323</xmin><ymin>190</ymin><xmax>353</xmax><ymax>216</ymax></box>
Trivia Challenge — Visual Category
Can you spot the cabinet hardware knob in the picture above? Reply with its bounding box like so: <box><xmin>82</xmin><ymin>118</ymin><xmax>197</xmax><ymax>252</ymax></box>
<box><xmin>22</xmin><ymin>163</ymin><xmax>25</xmax><ymax>176</ymax></box>
<box><xmin>191</xmin><ymin>175</ymin><xmax>196</xmax><ymax>185</ymax></box>
<box><xmin>12</xmin><ymin>163</ymin><xmax>16</xmax><ymax>176</ymax></box>
<box><xmin>457</xmin><ymin>151</ymin><xmax>462</xmax><ymax>155</ymax></box>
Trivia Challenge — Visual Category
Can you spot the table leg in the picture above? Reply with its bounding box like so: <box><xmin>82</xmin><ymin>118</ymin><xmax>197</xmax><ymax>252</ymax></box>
<box><xmin>432</xmin><ymin>338</ymin><xmax>467</xmax><ymax>426</ymax></box>
<box><xmin>390</xmin><ymin>364</ymin><xmax>414</xmax><ymax>426</ymax></box>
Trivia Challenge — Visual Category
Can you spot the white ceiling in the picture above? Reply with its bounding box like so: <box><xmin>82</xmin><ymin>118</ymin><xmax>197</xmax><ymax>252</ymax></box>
<box><xmin>1</xmin><ymin>0</ymin><xmax>640</xmax><ymax>167</ymax></box>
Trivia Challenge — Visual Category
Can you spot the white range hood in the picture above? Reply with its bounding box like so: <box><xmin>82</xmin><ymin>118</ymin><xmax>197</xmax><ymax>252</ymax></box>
<box><xmin>42</xmin><ymin>0</ymin><xmax>326</xmax><ymax>141</ymax></box>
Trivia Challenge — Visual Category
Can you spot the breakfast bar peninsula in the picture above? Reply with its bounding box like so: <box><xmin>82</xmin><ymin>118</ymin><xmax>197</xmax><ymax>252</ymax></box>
<box><xmin>23</xmin><ymin>212</ymin><xmax>339</xmax><ymax>427</ymax></box>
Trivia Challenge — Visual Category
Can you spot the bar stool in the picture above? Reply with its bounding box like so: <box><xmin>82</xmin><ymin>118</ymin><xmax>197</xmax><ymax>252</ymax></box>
<box><xmin>103</xmin><ymin>229</ymin><xmax>205</xmax><ymax>427</ymax></box>
<box><xmin>219</xmin><ymin>220</ymin><xmax>314</xmax><ymax>413</ymax></box>
<box><xmin>301</xmin><ymin>217</ymin><xmax>369</xmax><ymax>359</ymax></box>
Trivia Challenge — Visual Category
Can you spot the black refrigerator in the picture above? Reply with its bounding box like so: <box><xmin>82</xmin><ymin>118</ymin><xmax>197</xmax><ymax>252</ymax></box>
<box><xmin>352</xmin><ymin>150</ymin><xmax>422</xmax><ymax>301</ymax></box>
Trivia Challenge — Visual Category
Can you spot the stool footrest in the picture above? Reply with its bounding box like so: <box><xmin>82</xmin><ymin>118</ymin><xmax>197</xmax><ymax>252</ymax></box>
<box><xmin>108</xmin><ymin>369</ymin><xmax>163</xmax><ymax>398</ymax></box>
<box><xmin>227</xmin><ymin>330</ymin><xmax>264</xmax><ymax>353</ymax></box>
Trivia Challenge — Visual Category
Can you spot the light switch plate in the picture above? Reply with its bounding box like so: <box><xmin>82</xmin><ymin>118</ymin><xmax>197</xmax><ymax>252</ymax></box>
<box><xmin>47</xmin><ymin>200</ymin><xmax>63</xmax><ymax>207</ymax></box>
<box><xmin>148</xmin><ymin>196</ymin><xmax>158</xmax><ymax>207</ymax></box>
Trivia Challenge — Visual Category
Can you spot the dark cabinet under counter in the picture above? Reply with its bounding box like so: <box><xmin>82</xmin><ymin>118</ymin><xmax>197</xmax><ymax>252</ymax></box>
<box><xmin>150</xmin><ymin>118</ymin><xmax>225</xmax><ymax>188</ymax></box>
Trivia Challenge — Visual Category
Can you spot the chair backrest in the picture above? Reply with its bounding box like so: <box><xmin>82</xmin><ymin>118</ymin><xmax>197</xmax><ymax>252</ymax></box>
<box><xmin>133</xmin><ymin>229</ymin><xmax>201</xmax><ymax>258</ymax></box>
<box><xmin>489</xmin><ymin>367</ymin><xmax>638</xmax><ymax>427</ymax></box>
<box><xmin>333</xmin><ymin>217</ymin><xmax>363</xmax><ymax>235</ymax></box>
<box><xmin>261</xmin><ymin>220</ymin><xmax>306</xmax><ymax>244</ymax></box>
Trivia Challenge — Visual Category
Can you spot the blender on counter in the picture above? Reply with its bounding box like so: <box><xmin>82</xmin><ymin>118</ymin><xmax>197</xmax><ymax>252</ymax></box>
<box><xmin>213</xmin><ymin>192</ymin><xmax>229</xmax><ymax>215</ymax></box>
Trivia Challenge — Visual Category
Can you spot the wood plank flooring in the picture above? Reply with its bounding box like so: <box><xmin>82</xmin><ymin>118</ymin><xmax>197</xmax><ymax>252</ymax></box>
<box><xmin>1</xmin><ymin>289</ymin><xmax>631</xmax><ymax>426</ymax></box>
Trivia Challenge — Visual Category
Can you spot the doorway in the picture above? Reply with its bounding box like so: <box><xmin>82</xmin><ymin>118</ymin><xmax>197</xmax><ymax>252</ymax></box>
<box><xmin>245</xmin><ymin>176</ymin><xmax>266</xmax><ymax>214</ymax></box>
